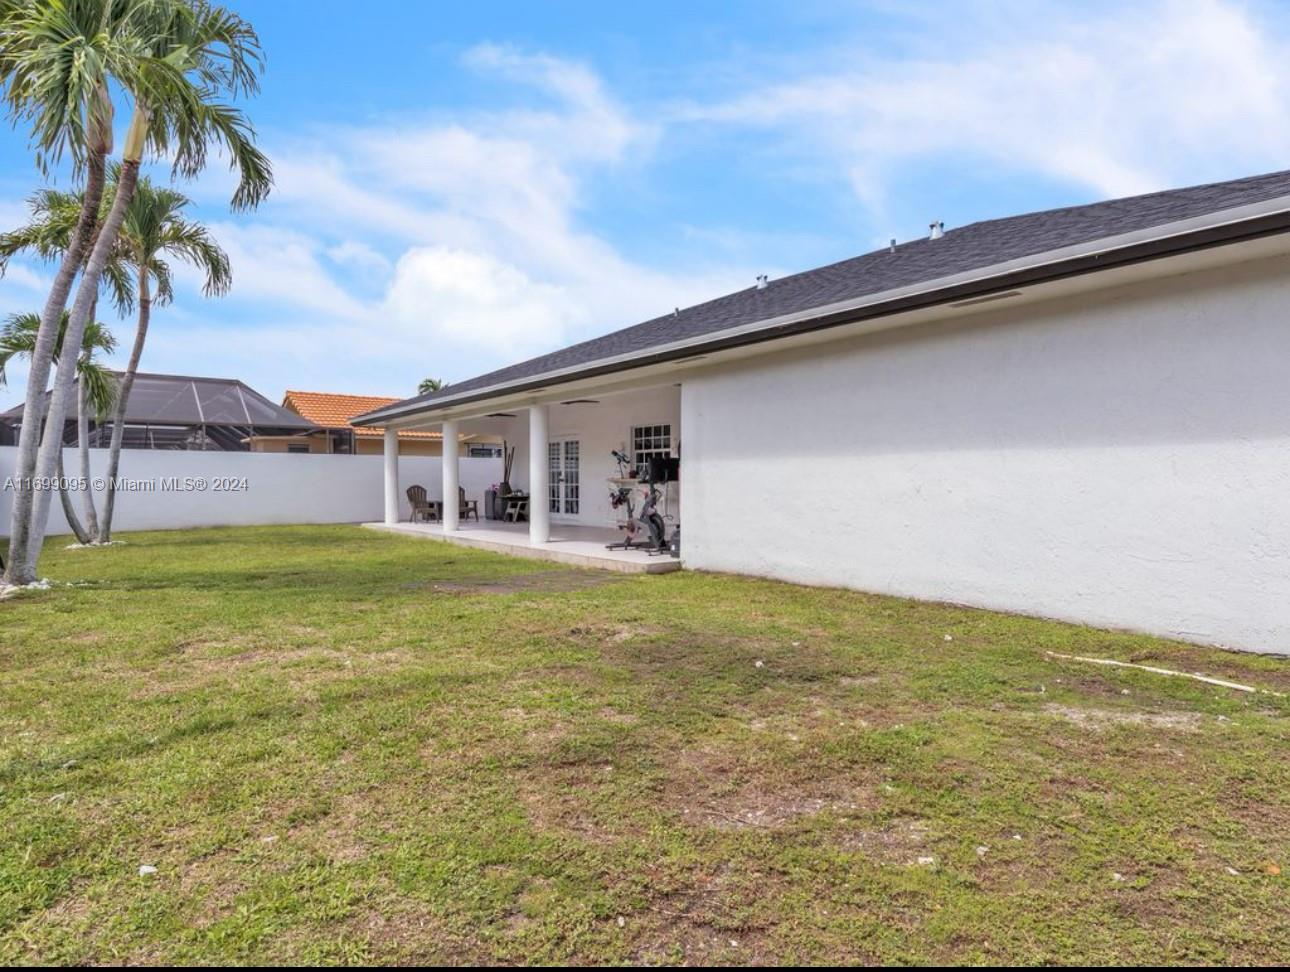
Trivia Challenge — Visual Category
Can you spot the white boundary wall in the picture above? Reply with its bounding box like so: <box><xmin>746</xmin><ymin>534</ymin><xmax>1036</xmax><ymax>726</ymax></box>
<box><xmin>0</xmin><ymin>448</ymin><xmax>500</xmax><ymax>534</ymax></box>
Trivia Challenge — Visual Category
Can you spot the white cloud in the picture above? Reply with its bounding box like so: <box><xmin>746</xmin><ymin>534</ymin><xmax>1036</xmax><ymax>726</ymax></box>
<box><xmin>326</xmin><ymin>240</ymin><xmax>391</xmax><ymax>275</ymax></box>
<box><xmin>199</xmin><ymin>223</ymin><xmax>370</xmax><ymax>320</ymax></box>
<box><xmin>0</xmin><ymin>197</ymin><xmax>30</xmax><ymax>231</ymax></box>
<box><xmin>679</xmin><ymin>0</ymin><xmax>1290</xmax><ymax>202</ymax></box>
<box><xmin>383</xmin><ymin>246</ymin><xmax>573</xmax><ymax>354</ymax></box>
<box><xmin>459</xmin><ymin>43</ymin><xmax>650</xmax><ymax>164</ymax></box>
<box><xmin>0</xmin><ymin>262</ymin><xmax>48</xmax><ymax>297</ymax></box>
<box><xmin>151</xmin><ymin>44</ymin><xmax>752</xmax><ymax>398</ymax></box>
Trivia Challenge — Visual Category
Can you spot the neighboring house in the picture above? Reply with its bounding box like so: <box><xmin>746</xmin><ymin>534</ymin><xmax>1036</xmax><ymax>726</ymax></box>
<box><xmin>355</xmin><ymin>169</ymin><xmax>1290</xmax><ymax>654</ymax></box>
<box><xmin>0</xmin><ymin>372</ymin><xmax>315</xmax><ymax>451</ymax></box>
<box><xmin>245</xmin><ymin>390</ymin><xmax>500</xmax><ymax>457</ymax></box>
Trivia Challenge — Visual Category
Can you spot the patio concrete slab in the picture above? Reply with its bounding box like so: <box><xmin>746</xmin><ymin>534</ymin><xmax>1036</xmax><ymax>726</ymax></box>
<box><xmin>362</xmin><ymin>520</ymin><xmax>682</xmax><ymax>574</ymax></box>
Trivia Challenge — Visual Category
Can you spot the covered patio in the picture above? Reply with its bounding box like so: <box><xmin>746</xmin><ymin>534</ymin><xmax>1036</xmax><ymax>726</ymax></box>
<box><xmin>360</xmin><ymin>382</ymin><xmax>683</xmax><ymax>574</ymax></box>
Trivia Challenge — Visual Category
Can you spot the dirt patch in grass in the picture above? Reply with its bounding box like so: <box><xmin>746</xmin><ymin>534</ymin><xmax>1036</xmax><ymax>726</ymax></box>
<box><xmin>179</xmin><ymin>846</ymin><xmax>248</xmax><ymax>929</ymax></box>
<box><xmin>632</xmin><ymin>918</ymin><xmax>774</xmax><ymax>966</ymax></box>
<box><xmin>838</xmin><ymin>674</ymin><xmax>883</xmax><ymax>688</ymax></box>
<box><xmin>737</xmin><ymin>693</ymin><xmax>914</xmax><ymax>739</ymax></box>
<box><xmin>347</xmin><ymin>904</ymin><xmax>488</xmax><ymax>965</ymax></box>
<box><xmin>421</xmin><ymin>570</ymin><xmax>621</xmax><ymax>595</ymax></box>
<box><xmin>833</xmin><ymin>815</ymin><xmax>940</xmax><ymax>865</ymax></box>
<box><xmin>628</xmin><ymin>862</ymin><xmax>779</xmax><ymax>965</ymax></box>
<box><xmin>167</xmin><ymin>636</ymin><xmax>411</xmax><ymax>677</ymax></box>
<box><xmin>1041</xmin><ymin>703</ymin><xmax>1204</xmax><ymax>731</ymax></box>
<box><xmin>668</xmin><ymin>746</ymin><xmax>874</xmax><ymax>830</ymax></box>
<box><xmin>224</xmin><ymin>646</ymin><xmax>353</xmax><ymax>667</ymax></box>
<box><xmin>696</xmin><ymin>787</ymin><xmax>865</xmax><ymax>830</ymax></box>
<box><xmin>173</xmin><ymin>633</ymin><xmax>257</xmax><ymax>654</ymax></box>
<box><xmin>597</xmin><ymin>706</ymin><xmax>639</xmax><ymax>725</ymax></box>
<box><xmin>289</xmin><ymin>790</ymin><xmax>377</xmax><ymax>865</ymax></box>
<box><xmin>967</xmin><ymin>842</ymin><xmax>1049</xmax><ymax>895</ymax></box>
<box><xmin>516</xmin><ymin>766</ymin><xmax>618</xmax><ymax>844</ymax></box>
<box><xmin>563</xmin><ymin>622</ymin><xmax>664</xmax><ymax>647</ymax></box>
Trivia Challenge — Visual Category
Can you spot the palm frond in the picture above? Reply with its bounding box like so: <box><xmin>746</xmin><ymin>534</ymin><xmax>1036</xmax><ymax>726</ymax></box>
<box><xmin>158</xmin><ymin>214</ymin><xmax>229</xmax><ymax>296</ymax></box>
<box><xmin>147</xmin><ymin>255</ymin><xmax>174</xmax><ymax>305</ymax></box>
<box><xmin>0</xmin><ymin>0</ymin><xmax>136</xmax><ymax>172</ymax></box>
<box><xmin>0</xmin><ymin>173</ymin><xmax>134</xmax><ymax>308</ymax></box>
<box><xmin>81</xmin><ymin>316</ymin><xmax>117</xmax><ymax>358</ymax></box>
<box><xmin>145</xmin><ymin>75</ymin><xmax>273</xmax><ymax>210</ymax></box>
<box><xmin>2</xmin><ymin>0</ymin><xmax>271</xmax><ymax>204</ymax></box>
<box><xmin>128</xmin><ymin>0</ymin><xmax>271</xmax><ymax>210</ymax></box>
<box><xmin>77</xmin><ymin>358</ymin><xmax>118</xmax><ymax>419</ymax></box>
<box><xmin>119</xmin><ymin>171</ymin><xmax>229</xmax><ymax>300</ymax></box>
<box><xmin>100</xmin><ymin>250</ymin><xmax>137</xmax><ymax>313</ymax></box>
<box><xmin>0</xmin><ymin>308</ymin><xmax>115</xmax><ymax>387</ymax></box>
<box><xmin>0</xmin><ymin>310</ymin><xmax>42</xmax><ymax>386</ymax></box>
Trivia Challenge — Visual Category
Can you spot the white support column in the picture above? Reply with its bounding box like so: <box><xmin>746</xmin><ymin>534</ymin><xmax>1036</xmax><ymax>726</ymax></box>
<box><xmin>442</xmin><ymin>418</ymin><xmax>460</xmax><ymax>532</ymax></box>
<box><xmin>382</xmin><ymin>427</ymin><xmax>399</xmax><ymax>524</ymax></box>
<box><xmin>528</xmin><ymin>403</ymin><xmax>550</xmax><ymax>544</ymax></box>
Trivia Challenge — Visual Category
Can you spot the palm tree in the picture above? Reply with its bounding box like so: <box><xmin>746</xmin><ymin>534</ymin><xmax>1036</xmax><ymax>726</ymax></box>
<box><xmin>0</xmin><ymin>311</ymin><xmax>117</xmax><ymax>544</ymax></box>
<box><xmin>418</xmin><ymin>378</ymin><xmax>448</xmax><ymax>395</ymax></box>
<box><xmin>2</xmin><ymin>0</ymin><xmax>271</xmax><ymax>583</ymax></box>
<box><xmin>100</xmin><ymin>173</ymin><xmax>230</xmax><ymax>541</ymax></box>
<box><xmin>0</xmin><ymin>182</ymin><xmax>133</xmax><ymax>540</ymax></box>
<box><xmin>0</xmin><ymin>0</ymin><xmax>143</xmax><ymax>574</ymax></box>
<box><xmin>0</xmin><ymin>169</ymin><xmax>228</xmax><ymax>542</ymax></box>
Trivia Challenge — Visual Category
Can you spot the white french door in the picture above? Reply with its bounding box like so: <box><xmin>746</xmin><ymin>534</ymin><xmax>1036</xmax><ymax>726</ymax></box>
<box><xmin>547</xmin><ymin>437</ymin><xmax>581</xmax><ymax>518</ymax></box>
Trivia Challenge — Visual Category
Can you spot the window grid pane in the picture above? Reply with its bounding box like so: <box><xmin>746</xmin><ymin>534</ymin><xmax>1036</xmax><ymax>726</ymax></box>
<box><xmin>631</xmin><ymin>424</ymin><xmax>672</xmax><ymax>479</ymax></box>
<box><xmin>564</xmin><ymin>440</ymin><xmax>579</xmax><ymax>514</ymax></box>
<box><xmin>548</xmin><ymin>441</ymin><xmax>561</xmax><ymax>513</ymax></box>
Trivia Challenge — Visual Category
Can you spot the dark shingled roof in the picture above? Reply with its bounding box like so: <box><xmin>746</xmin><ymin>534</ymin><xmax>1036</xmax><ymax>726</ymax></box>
<box><xmin>4</xmin><ymin>372</ymin><xmax>314</xmax><ymax>429</ymax></box>
<box><xmin>367</xmin><ymin>167</ymin><xmax>1290</xmax><ymax>420</ymax></box>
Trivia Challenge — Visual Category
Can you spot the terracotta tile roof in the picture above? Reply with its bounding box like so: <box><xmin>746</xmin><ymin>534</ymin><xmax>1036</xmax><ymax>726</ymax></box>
<box><xmin>283</xmin><ymin>391</ymin><xmax>441</xmax><ymax>439</ymax></box>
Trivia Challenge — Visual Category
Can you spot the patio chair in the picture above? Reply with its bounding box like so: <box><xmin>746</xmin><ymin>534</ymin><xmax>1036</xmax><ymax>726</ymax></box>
<box><xmin>406</xmin><ymin>485</ymin><xmax>439</xmax><ymax>522</ymax></box>
<box><xmin>504</xmin><ymin>496</ymin><xmax>528</xmax><ymax>522</ymax></box>
<box><xmin>459</xmin><ymin>486</ymin><xmax>480</xmax><ymax>522</ymax></box>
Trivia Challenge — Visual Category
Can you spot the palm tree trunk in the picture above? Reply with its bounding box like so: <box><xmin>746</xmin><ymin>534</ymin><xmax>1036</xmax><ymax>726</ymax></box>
<box><xmin>56</xmin><ymin>449</ymin><xmax>91</xmax><ymax>546</ymax></box>
<box><xmin>75</xmin><ymin>350</ymin><xmax>100</xmax><ymax>541</ymax></box>
<box><xmin>20</xmin><ymin>158</ymin><xmax>141</xmax><ymax>582</ymax></box>
<box><xmin>100</xmin><ymin>270</ymin><xmax>150</xmax><ymax>543</ymax></box>
<box><xmin>4</xmin><ymin>152</ymin><xmax>106</xmax><ymax>584</ymax></box>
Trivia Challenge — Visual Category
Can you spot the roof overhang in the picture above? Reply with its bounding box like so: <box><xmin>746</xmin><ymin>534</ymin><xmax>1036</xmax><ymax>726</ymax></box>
<box><xmin>354</xmin><ymin>193</ymin><xmax>1290</xmax><ymax>428</ymax></box>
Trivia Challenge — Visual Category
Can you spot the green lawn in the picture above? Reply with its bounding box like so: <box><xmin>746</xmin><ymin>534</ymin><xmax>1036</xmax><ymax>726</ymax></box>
<box><xmin>1</xmin><ymin>526</ymin><xmax>1287</xmax><ymax>964</ymax></box>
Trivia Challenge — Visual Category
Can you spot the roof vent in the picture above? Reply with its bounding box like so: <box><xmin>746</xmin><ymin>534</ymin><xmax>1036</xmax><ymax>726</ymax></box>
<box><xmin>929</xmin><ymin>221</ymin><xmax>944</xmax><ymax>240</ymax></box>
<box><xmin>755</xmin><ymin>274</ymin><xmax>769</xmax><ymax>290</ymax></box>
<box><xmin>889</xmin><ymin>238</ymin><xmax>896</xmax><ymax>254</ymax></box>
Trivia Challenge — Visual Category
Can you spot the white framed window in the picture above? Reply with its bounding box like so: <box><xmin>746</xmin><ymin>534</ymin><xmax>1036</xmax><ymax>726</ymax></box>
<box><xmin>631</xmin><ymin>423</ymin><xmax>672</xmax><ymax>479</ymax></box>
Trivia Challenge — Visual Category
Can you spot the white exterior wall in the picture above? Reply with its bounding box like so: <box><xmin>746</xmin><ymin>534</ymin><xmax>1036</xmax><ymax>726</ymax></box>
<box><xmin>0</xmin><ymin>449</ymin><xmax>499</xmax><ymax>534</ymax></box>
<box><xmin>500</xmin><ymin>385</ymin><xmax>681</xmax><ymax>528</ymax></box>
<box><xmin>680</xmin><ymin>254</ymin><xmax>1290</xmax><ymax>654</ymax></box>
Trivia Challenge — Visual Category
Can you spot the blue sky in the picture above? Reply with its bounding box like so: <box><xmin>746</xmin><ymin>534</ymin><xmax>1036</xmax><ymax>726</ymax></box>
<box><xmin>4</xmin><ymin>0</ymin><xmax>1290</xmax><ymax>409</ymax></box>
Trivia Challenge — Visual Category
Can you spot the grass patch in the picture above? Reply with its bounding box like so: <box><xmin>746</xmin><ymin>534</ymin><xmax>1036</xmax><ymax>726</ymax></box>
<box><xmin>0</xmin><ymin>524</ymin><xmax>1286</xmax><ymax>964</ymax></box>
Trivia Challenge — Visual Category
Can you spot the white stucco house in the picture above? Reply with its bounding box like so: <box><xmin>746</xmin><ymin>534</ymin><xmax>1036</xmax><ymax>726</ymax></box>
<box><xmin>356</xmin><ymin>170</ymin><xmax>1290</xmax><ymax>655</ymax></box>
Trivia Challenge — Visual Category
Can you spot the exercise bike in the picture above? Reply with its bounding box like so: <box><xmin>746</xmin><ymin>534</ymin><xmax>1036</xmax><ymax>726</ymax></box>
<box><xmin>605</xmin><ymin>450</ymin><xmax>679</xmax><ymax>556</ymax></box>
<box><xmin>606</xmin><ymin>449</ymin><xmax>647</xmax><ymax>551</ymax></box>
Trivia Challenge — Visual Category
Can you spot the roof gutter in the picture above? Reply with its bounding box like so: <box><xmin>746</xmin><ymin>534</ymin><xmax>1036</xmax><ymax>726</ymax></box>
<box><xmin>355</xmin><ymin>195</ymin><xmax>1290</xmax><ymax>426</ymax></box>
